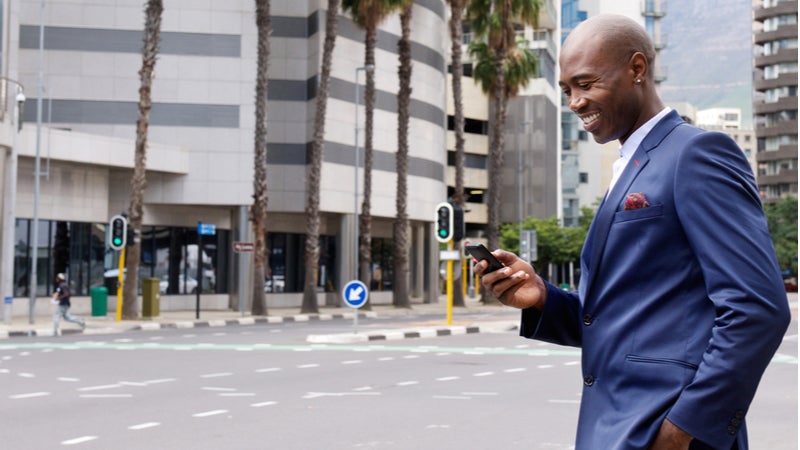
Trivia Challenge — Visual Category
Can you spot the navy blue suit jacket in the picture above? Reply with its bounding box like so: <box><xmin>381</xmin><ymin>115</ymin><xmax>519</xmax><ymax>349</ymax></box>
<box><xmin>521</xmin><ymin>111</ymin><xmax>790</xmax><ymax>449</ymax></box>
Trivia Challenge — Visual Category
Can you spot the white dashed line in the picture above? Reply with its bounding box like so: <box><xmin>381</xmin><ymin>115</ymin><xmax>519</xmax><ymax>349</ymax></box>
<box><xmin>396</xmin><ymin>381</ymin><xmax>419</xmax><ymax>386</ymax></box>
<box><xmin>129</xmin><ymin>422</ymin><xmax>160</xmax><ymax>430</ymax></box>
<box><xmin>62</xmin><ymin>436</ymin><xmax>98</xmax><ymax>445</ymax></box>
<box><xmin>200</xmin><ymin>372</ymin><xmax>233</xmax><ymax>378</ymax></box>
<box><xmin>18</xmin><ymin>372</ymin><xmax>35</xmax><ymax>378</ymax></box>
<box><xmin>78</xmin><ymin>384</ymin><xmax>121</xmax><ymax>392</ymax></box>
<box><xmin>193</xmin><ymin>409</ymin><xmax>228</xmax><ymax>418</ymax></box>
<box><xmin>251</xmin><ymin>401</ymin><xmax>278</xmax><ymax>407</ymax></box>
<box><xmin>297</xmin><ymin>364</ymin><xmax>319</xmax><ymax>369</ymax></box>
<box><xmin>220</xmin><ymin>392</ymin><xmax>255</xmax><ymax>397</ymax></box>
<box><xmin>538</xmin><ymin>364</ymin><xmax>554</xmax><ymax>369</ymax></box>
<box><xmin>504</xmin><ymin>368</ymin><xmax>526</xmax><ymax>373</ymax></box>
<box><xmin>341</xmin><ymin>360</ymin><xmax>362</xmax><ymax>365</ymax></box>
<box><xmin>473</xmin><ymin>371</ymin><xmax>494</xmax><ymax>377</ymax></box>
<box><xmin>436</xmin><ymin>376</ymin><xmax>460</xmax><ymax>382</ymax></box>
<box><xmin>80</xmin><ymin>394</ymin><xmax>133</xmax><ymax>398</ymax></box>
<box><xmin>58</xmin><ymin>377</ymin><xmax>80</xmax><ymax>382</ymax></box>
<box><xmin>433</xmin><ymin>395</ymin><xmax>469</xmax><ymax>400</ymax></box>
<box><xmin>10</xmin><ymin>391</ymin><xmax>50</xmax><ymax>399</ymax></box>
<box><xmin>548</xmin><ymin>399</ymin><xmax>580</xmax><ymax>404</ymax></box>
<box><xmin>202</xmin><ymin>387</ymin><xmax>236</xmax><ymax>392</ymax></box>
<box><xmin>564</xmin><ymin>361</ymin><xmax>580</xmax><ymax>366</ymax></box>
<box><xmin>255</xmin><ymin>367</ymin><xmax>281</xmax><ymax>373</ymax></box>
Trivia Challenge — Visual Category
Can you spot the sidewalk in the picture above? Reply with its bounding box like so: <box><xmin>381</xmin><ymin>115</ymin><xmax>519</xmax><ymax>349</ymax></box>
<box><xmin>0</xmin><ymin>296</ymin><xmax>520</xmax><ymax>339</ymax></box>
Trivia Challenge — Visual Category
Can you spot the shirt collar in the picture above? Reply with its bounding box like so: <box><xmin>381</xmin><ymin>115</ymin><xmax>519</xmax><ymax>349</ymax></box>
<box><xmin>619</xmin><ymin>106</ymin><xmax>672</xmax><ymax>159</ymax></box>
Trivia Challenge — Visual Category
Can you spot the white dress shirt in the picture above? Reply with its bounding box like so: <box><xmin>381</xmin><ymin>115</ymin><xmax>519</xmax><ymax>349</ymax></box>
<box><xmin>607</xmin><ymin>107</ymin><xmax>672</xmax><ymax>194</ymax></box>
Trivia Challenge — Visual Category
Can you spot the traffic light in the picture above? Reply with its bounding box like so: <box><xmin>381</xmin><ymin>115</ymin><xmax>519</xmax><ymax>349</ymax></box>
<box><xmin>109</xmin><ymin>215</ymin><xmax>128</xmax><ymax>250</ymax></box>
<box><xmin>435</xmin><ymin>202</ymin><xmax>453</xmax><ymax>243</ymax></box>
<box><xmin>452</xmin><ymin>204</ymin><xmax>464</xmax><ymax>242</ymax></box>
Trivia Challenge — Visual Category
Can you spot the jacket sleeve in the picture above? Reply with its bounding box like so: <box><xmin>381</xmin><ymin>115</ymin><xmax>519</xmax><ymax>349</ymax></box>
<box><xmin>520</xmin><ymin>281</ymin><xmax>583</xmax><ymax>348</ymax></box>
<box><xmin>665</xmin><ymin>131</ymin><xmax>790</xmax><ymax>448</ymax></box>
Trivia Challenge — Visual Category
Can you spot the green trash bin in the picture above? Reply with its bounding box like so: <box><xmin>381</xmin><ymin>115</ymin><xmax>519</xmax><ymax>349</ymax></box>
<box><xmin>90</xmin><ymin>286</ymin><xmax>108</xmax><ymax>316</ymax></box>
<box><xmin>142</xmin><ymin>277</ymin><xmax>160</xmax><ymax>318</ymax></box>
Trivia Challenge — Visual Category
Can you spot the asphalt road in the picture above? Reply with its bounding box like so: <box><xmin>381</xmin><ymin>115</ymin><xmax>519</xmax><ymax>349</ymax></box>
<box><xmin>0</xmin><ymin>315</ymin><xmax>795</xmax><ymax>449</ymax></box>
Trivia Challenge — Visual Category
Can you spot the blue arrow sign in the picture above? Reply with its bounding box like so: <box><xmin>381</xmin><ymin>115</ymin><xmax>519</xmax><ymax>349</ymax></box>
<box><xmin>342</xmin><ymin>280</ymin><xmax>369</xmax><ymax>309</ymax></box>
<box><xmin>198</xmin><ymin>222</ymin><xmax>216</xmax><ymax>236</ymax></box>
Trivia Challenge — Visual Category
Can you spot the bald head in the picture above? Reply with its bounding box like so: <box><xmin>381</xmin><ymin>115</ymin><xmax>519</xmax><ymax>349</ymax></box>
<box><xmin>564</xmin><ymin>14</ymin><xmax>656</xmax><ymax>81</ymax></box>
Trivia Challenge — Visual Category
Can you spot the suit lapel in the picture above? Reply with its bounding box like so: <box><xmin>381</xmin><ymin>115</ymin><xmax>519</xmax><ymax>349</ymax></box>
<box><xmin>580</xmin><ymin>110</ymin><xmax>685</xmax><ymax>303</ymax></box>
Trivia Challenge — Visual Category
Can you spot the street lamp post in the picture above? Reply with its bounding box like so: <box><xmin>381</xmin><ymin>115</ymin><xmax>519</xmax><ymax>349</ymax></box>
<box><xmin>1</xmin><ymin>80</ymin><xmax>25</xmax><ymax>324</ymax></box>
<box><xmin>353</xmin><ymin>64</ymin><xmax>373</xmax><ymax>282</ymax></box>
<box><xmin>28</xmin><ymin>0</ymin><xmax>45</xmax><ymax>324</ymax></box>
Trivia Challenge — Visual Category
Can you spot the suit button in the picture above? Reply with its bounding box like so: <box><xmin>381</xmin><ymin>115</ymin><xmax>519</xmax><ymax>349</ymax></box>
<box><xmin>735</xmin><ymin>410</ymin><xmax>745</xmax><ymax>419</ymax></box>
<box><xmin>582</xmin><ymin>314</ymin><xmax>593</xmax><ymax>325</ymax></box>
<box><xmin>583</xmin><ymin>375</ymin><xmax>594</xmax><ymax>386</ymax></box>
<box><xmin>731</xmin><ymin>418</ymin><xmax>741</xmax><ymax>426</ymax></box>
<box><xmin>727</xmin><ymin>426</ymin><xmax>737</xmax><ymax>435</ymax></box>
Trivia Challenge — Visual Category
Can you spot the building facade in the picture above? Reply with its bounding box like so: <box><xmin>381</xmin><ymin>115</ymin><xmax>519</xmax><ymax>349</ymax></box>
<box><xmin>0</xmin><ymin>0</ymin><xmax>450</xmax><ymax>314</ymax></box>
<box><xmin>752</xmin><ymin>0</ymin><xmax>798</xmax><ymax>203</ymax></box>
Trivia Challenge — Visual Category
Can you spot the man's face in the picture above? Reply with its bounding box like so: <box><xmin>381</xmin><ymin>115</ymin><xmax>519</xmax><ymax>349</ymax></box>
<box><xmin>558</xmin><ymin>39</ymin><xmax>641</xmax><ymax>145</ymax></box>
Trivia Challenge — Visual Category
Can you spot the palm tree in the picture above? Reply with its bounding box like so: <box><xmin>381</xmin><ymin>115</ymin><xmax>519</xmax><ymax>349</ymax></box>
<box><xmin>467</xmin><ymin>0</ymin><xmax>539</xmax><ymax>302</ymax></box>
<box><xmin>302</xmin><ymin>0</ymin><xmax>342</xmax><ymax>314</ymax></box>
<box><xmin>392</xmin><ymin>1</ymin><xmax>414</xmax><ymax>308</ymax></box>
<box><xmin>250</xmin><ymin>0</ymin><xmax>271</xmax><ymax>316</ymax></box>
<box><xmin>342</xmin><ymin>0</ymin><xmax>404</xmax><ymax>308</ymax></box>
<box><xmin>446</xmin><ymin>0</ymin><xmax>469</xmax><ymax>307</ymax></box>
<box><xmin>122</xmin><ymin>0</ymin><xmax>163</xmax><ymax>320</ymax></box>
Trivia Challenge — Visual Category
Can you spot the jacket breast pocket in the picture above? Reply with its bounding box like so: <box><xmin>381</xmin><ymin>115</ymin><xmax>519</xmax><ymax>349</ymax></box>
<box><xmin>613</xmin><ymin>203</ymin><xmax>663</xmax><ymax>223</ymax></box>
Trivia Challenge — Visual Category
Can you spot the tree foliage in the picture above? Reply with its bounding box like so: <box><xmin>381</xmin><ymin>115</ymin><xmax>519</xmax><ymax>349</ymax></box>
<box><xmin>764</xmin><ymin>196</ymin><xmax>798</xmax><ymax>277</ymax></box>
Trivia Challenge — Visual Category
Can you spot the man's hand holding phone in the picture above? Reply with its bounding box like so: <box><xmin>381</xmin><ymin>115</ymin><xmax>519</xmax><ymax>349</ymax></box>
<box><xmin>467</xmin><ymin>244</ymin><xmax>547</xmax><ymax>311</ymax></box>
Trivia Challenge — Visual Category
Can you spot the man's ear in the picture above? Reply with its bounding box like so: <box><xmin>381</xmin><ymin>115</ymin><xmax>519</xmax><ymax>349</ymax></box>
<box><xmin>629</xmin><ymin>52</ymin><xmax>648</xmax><ymax>82</ymax></box>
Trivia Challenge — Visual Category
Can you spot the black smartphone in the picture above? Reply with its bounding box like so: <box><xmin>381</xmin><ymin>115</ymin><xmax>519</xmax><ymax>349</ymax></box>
<box><xmin>465</xmin><ymin>243</ymin><xmax>504</xmax><ymax>273</ymax></box>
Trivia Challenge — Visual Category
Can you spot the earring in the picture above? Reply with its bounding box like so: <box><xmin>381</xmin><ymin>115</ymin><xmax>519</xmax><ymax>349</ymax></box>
<box><xmin>635</xmin><ymin>79</ymin><xmax>642</xmax><ymax>85</ymax></box>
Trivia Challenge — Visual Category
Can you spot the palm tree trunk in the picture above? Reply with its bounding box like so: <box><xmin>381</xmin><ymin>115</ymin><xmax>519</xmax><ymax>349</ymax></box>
<box><xmin>449</xmin><ymin>0</ymin><xmax>467</xmax><ymax>307</ymax></box>
<box><xmin>123</xmin><ymin>0</ymin><xmax>163</xmax><ymax>320</ymax></box>
<box><xmin>358</xmin><ymin>25</ymin><xmax>377</xmax><ymax>310</ymax></box>
<box><xmin>393</xmin><ymin>3</ymin><xmax>413</xmax><ymax>308</ymax></box>
<box><xmin>302</xmin><ymin>0</ymin><xmax>340</xmax><ymax>314</ymax></box>
<box><xmin>250</xmin><ymin>0</ymin><xmax>270</xmax><ymax>316</ymax></box>
<box><xmin>484</xmin><ymin>1</ymin><xmax>510</xmax><ymax>305</ymax></box>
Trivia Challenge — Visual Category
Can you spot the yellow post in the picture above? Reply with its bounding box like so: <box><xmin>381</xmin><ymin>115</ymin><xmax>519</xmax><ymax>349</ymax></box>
<box><xmin>462</xmin><ymin>254</ymin><xmax>468</xmax><ymax>298</ymax></box>
<box><xmin>115</xmin><ymin>247</ymin><xmax>125</xmax><ymax>322</ymax></box>
<box><xmin>446</xmin><ymin>240</ymin><xmax>453</xmax><ymax>325</ymax></box>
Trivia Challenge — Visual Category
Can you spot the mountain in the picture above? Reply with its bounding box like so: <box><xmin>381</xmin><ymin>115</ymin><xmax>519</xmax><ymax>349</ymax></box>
<box><xmin>657</xmin><ymin>0</ymin><xmax>754</xmax><ymax>127</ymax></box>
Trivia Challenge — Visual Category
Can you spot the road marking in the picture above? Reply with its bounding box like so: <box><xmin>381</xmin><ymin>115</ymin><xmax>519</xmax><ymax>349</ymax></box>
<box><xmin>58</xmin><ymin>377</ymin><xmax>80</xmax><ymax>382</ymax></box>
<box><xmin>504</xmin><ymin>368</ymin><xmax>526</xmax><ymax>373</ymax></box>
<box><xmin>303</xmin><ymin>391</ymin><xmax>381</xmax><ymax>399</ymax></box>
<box><xmin>80</xmin><ymin>394</ymin><xmax>133</xmax><ymax>398</ymax></box>
<box><xmin>538</xmin><ymin>364</ymin><xmax>554</xmax><ymax>369</ymax></box>
<box><xmin>18</xmin><ymin>372</ymin><xmax>35</xmax><ymax>378</ymax></box>
<box><xmin>255</xmin><ymin>367</ymin><xmax>281</xmax><ymax>373</ymax></box>
<box><xmin>220</xmin><ymin>392</ymin><xmax>255</xmax><ymax>397</ymax></box>
<box><xmin>548</xmin><ymin>399</ymin><xmax>580</xmax><ymax>404</ymax></box>
<box><xmin>377</xmin><ymin>357</ymin><xmax>394</xmax><ymax>361</ymax></box>
<box><xmin>201</xmin><ymin>372</ymin><xmax>233</xmax><ymax>378</ymax></box>
<box><xmin>396</xmin><ymin>381</ymin><xmax>418</xmax><ymax>386</ymax></box>
<box><xmin>78</xmin><ymin>384</ymin><xmax>121</xmax><ymax>391</ymax></box>
<box><xmin>436</xmin><ymin>376</ymin><xmax>460</xmax><ymax>382</ymax></box>
<box><xmin>202</xmin><ymin>387</ymin><xmax>236</xmax><ymax>392</ymax></box>
<box><xmin>473</xmin><ymin>371</ymin><xmax>494</xmax><ymax>377</ymax></box>
<box><xmin>564</xmin><ymin>360</ymin><xmax>580</xmax><ymax>366</ymax></box>
<box><xmin>251</xmin><ymin>401</ymin><xmax>278</xmax><ymax>407</ymax></box>
<box><xmin>10</xmin><ymin>391</ymin><xmax>50</xmax><ymax>399</ymax></box>
<box><xmin>0</xmin><ymin>368</ymin><xmax>9</xmax><ymax>373</ymax></box>
<box><xmin>352</xmin><ymin>386</ymin><xmax>373</xmax><ymax>392</ymax></box>
<box><xmin>297</xmin><ymin>363</ymin><xmax>319</xmax><ymax>369</ymax></box>
<box><xmin>433</xmin><ymin>395</ymin><xmax>469</xmax><ymax>400</ymax></box>
<box><xmin>193</xmin><ymin>409</ymin><xmax>228</xmax><ymax>418</ymax></box>
<box><xmin>129</xmin><ymin>422</ymin><xmax>160</xmax><ymax>430</ymax></box>
<box><xmin>62</xmin><ymin>436</ymin><xmax>98</xmax><ymax>445</ymax></box>
<box><xmin>341</xmin><ymin>360</ymin><xmax>362</xmax><ymax>365</ymax></box>
<box><xmin>462</xmin><ymin>392</ymin><xmax>498</xmax><ymax>396</ymax></box>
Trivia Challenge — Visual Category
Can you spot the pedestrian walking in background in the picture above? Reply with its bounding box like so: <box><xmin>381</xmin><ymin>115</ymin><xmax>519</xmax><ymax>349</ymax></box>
<box><xmin>52</xmin><ymin>273</ymin><xmax>85</xmax><ymax>336</ymax></box>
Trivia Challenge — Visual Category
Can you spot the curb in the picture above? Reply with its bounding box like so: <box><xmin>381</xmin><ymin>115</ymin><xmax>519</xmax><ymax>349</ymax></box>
<box><xmin>306</xmin><ymin>321</ymin><xmax>519</xmax><ymax>344</ymax></box>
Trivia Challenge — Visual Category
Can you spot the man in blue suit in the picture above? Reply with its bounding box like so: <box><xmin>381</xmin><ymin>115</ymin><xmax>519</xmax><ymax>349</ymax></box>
<box><xmin>476</xmin><ymin>14</ymin><xmax>790</xmax><ymax>450</ymax></box>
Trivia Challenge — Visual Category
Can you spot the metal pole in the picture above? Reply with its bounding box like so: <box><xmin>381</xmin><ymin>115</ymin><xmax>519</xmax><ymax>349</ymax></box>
<box><xmin>353</xmin><ymin>68</ymin><xmax>359</xmax><ymax>283</ymax></box>
<box><xmin>2</xmin><ymin>86</ymin><xmax>22</xmax><ymax>324</ymax></box>
<box><xmin>518</xmin><ymin>123</ymin><xmax>523</xmax><ymax>253</ymax></box>
<box><xmin>28</xmin><ymin>0</ymin><xmax>44</xmax><ymax>324</ymax></box>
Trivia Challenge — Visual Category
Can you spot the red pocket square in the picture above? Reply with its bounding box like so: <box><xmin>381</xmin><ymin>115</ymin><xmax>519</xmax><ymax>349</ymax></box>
<box><xmin>624</xmin><ymin>192</ymin><xmax>650</xmax><ymax>210</ymax></box>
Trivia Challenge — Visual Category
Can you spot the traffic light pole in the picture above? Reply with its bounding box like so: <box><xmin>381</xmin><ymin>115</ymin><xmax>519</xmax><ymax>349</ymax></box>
<box><xmin>446</xmin><ymin>240</ymin><xmax>453</xmax><ymax>325</ymax></box>
<box><xmin>115</xmin><ymin>247</ymin><xmax>125</xmax><ymax>322</ymax></box>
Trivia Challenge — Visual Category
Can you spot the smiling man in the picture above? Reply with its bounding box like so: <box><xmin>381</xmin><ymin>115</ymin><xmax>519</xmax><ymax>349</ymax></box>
<box><xmin>475</xmin><ymin>14</ymin><xmax>790</xmax><ymax>450</ymax></box>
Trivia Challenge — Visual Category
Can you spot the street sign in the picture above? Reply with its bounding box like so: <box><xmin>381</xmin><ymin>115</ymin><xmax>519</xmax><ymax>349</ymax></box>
<box><xmin>109</xmin><ymin>215</ymin><xmax>128</xmax><ymax>250</ymax></box>
<box><xmin>342</xmin><ymin>280</ymin><xmax>369</xmax><ymax>309</ymax></box>
<box><xmin>520</xmin><ymin>229</ymin><xmax>538</xmax><ymax>262</ymax></box>
<box><xmin>198</xmin><ymin>222</ymin><xmax>216</xmax><ymax>236</ymax></box>
<box><xmin>233</xmin><ymin>242</ymin><xmax>255</xmax><ymax>253</ymax></box>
